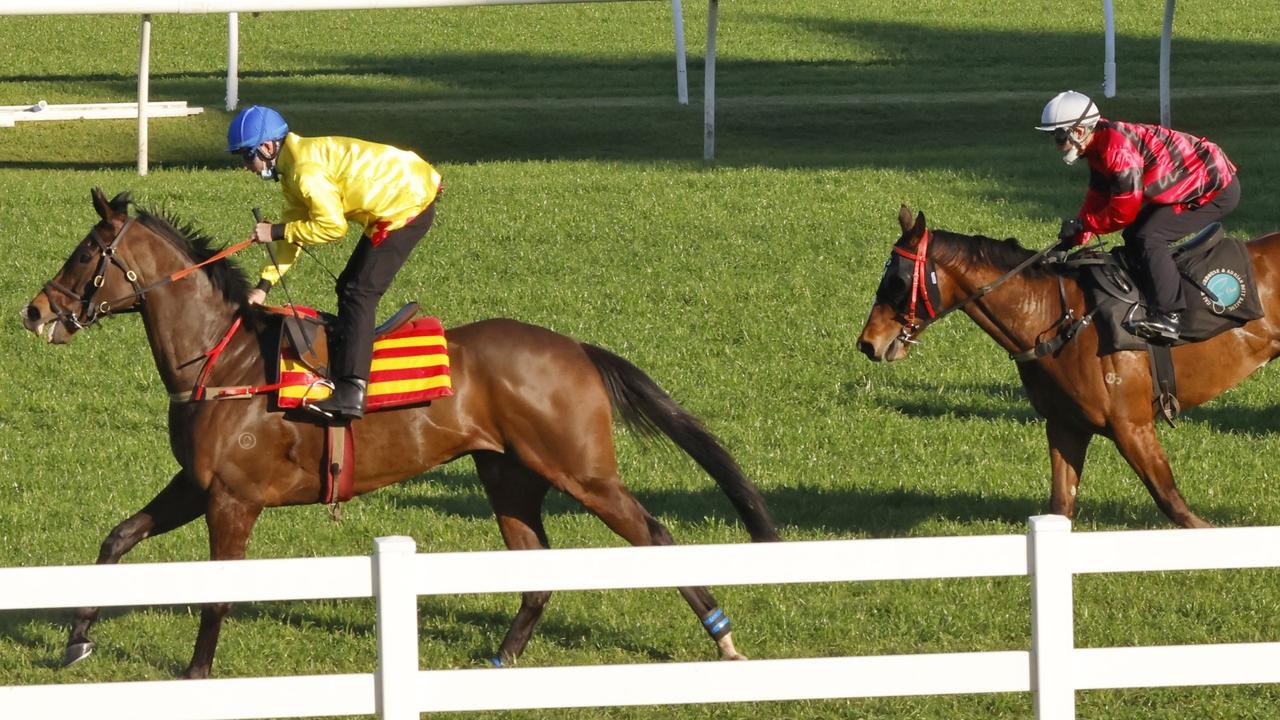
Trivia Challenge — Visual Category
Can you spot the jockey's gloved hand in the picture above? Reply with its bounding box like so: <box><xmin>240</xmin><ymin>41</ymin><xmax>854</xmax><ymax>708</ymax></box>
<box><xmin>1058</xmin><ymin>217</ymin><xmax>1085</xmax><ymax>244</ymax></box>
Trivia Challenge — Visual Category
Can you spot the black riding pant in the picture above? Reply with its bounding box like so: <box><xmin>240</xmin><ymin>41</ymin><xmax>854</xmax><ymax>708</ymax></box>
<box><xmin>331</xmin><ymin>203</ymin><xmax>436</xmax><ymax>381</ymax></box>
<box><xmin>1121</xmin><ymin>178</ymin><xmax>1240</xmax><ymax>315</ymax></box>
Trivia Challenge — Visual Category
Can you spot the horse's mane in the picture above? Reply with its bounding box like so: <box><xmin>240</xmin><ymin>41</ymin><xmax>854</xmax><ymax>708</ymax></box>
<box><xmin>129</xmin><ymin>200</ymin><xmax>253</xmax><ymax>306</ymax></box>
<box><xmin>930</xmin><ymin>228</ymin><xmax>1051</xmax><ymax>278</ymax></box>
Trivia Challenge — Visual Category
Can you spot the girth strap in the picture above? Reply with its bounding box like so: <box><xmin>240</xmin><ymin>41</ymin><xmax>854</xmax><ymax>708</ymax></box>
<box><xmin>1010</xmin><ymin>274</ymin><xmax>1099</xmax><ymax>362</ymax></box>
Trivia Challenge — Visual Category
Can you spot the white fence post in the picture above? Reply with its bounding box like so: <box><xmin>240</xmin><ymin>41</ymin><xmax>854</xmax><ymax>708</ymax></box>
<box><xmin>1159</xmin><ymin>0</ymin><xmax>1176</xmax><ymax>127</ymax></box>
<box><xmin>226</xmin><ymin>12</ymin><xmax>239</xmax><ymax>111</ymax></box>
<box><xmin>1029</xmin><ymin>514</ymin><xmax>1075</xmax><ymax>720</ymax></box>
<box><xmin>703</xmin><ymin>0</ymin><xmax>717</xmax><ymax>160</ymax></box>
<box><xmin>373</xmin><ymin>536</ymin><xmax>419</xmax><ymax>720</ymax></box>
<box><xmin>1102</xmin><ymin>0</ymin><xmax>1116</xmax><ymax>97</ymax></box>
<box><xmin>670</xmin><ymin>0</ymin><xmax>688</xmax><ymax>105</ymax></box>
<box><xmin>137</xmin><ymin>13</ymin><xmax>151</xmax><ymax>175</ymax></box>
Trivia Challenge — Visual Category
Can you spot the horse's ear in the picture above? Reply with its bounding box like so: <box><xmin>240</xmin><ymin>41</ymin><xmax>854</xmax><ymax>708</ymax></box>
<box><xmin>91</xmin><ymin>187</ymin><xmax>113</xmax><ymax>221</ymax></box>
<box><xmin>108</xmin><ymin>192</ymin><xmax>131</xmax><ymax>217</ymax></box>
<box><xmin>898</xmin><ymin>205</ymin><xmax>914</xmax><ymax>233</ymax></box>
<box><xmin>913</xmin><ymin>211</ymin><xmax>927</xmax><ymax>238</ymax></box>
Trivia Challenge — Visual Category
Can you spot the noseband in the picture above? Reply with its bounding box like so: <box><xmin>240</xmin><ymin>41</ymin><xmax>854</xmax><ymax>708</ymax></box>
<box><xmin>40</xmin><ymin>218</ymin><xmax>145</xmax><ymax>331</ymax></box>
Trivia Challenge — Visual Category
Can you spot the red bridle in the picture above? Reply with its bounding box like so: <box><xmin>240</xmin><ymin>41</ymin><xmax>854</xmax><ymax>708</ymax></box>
<box><xmin>891</xmin><ymin>227</ymin><xmax>937</xmax><ymax>333</ymax></box>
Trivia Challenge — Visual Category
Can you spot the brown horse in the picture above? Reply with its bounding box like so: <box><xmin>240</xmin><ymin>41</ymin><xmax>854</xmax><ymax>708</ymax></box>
<box><xmin>858</xmin><ymin>205</ymin><xmax>1280</xmax><ymax>529</ymax></box>
<box><xmin>21</xmin><ymin>189</ymin><xmax>779</xmax><ymax>679</ymax></box>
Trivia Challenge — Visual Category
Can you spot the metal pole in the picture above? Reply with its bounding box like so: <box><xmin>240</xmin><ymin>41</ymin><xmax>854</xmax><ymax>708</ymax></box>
<box><xmin>1159</xmin><ymin>0</ymin><xmax>1175</xmax><ymax>127</ymax></box>
<box><xmin>137</xmin><ymin>13</ymin><xmax>151</xmax><ymax>175</ymax></box>
<box><xmin>703</xmin><ymin>0</ymin><xmax>716</xmax><ymax>161</ymax></box>
<box><xmin>227</xmin><ymin>12</ymin><xmax>240</xmax><ymax>111</ymax></box>
<box><xmin>670</xmin><ymin>0</ymin><xmax>687</xmax><ymax>105</ymax></box>
<box><xmin>1102</xmin><ymin>0</ymin><xmax>1116</xmax><ymax>97</ymax></box>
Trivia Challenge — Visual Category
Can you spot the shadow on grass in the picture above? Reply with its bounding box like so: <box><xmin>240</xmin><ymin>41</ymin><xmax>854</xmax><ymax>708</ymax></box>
<box><xmin>389</xmin><ymin>464</ymin><xmax>1239</xmax><ymax>539</ymax></box>
<box><xmin>4</xmin><ymin>20</ymin><xmax>1278</xmax><ymax>195</ymax></box>
<box><xmin>842</xmin><ymin>377</ymin><xmax>1041</xmax><ymax>424</ymax></box>
<box><xmin>853</xmin><ymin>375</ymin><xmax>1280</xmax><ymax>437</ymax></box>
<box><xmin>1180</xmin><ymin>404</ymin><xmax>1280</xmax><ymax>436</ymax></box>
<box><xmin>0</xmin><ymin>589</ymin><xmax>683</xmax><ymax>678</ymax></box>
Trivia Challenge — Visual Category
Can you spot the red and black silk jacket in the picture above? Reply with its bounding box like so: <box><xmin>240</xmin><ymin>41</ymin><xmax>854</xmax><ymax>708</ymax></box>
<box><xmin>1076</xmin><ymin>119</ymin><xmax>1237</xmax><ymax>238</ymax></box>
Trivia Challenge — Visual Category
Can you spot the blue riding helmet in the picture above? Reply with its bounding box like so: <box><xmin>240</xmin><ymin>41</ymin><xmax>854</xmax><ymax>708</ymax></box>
<box><xmin>226</xmin><ymin>105</ymin><xmax>289</xmax><ymax>153</ymax></box>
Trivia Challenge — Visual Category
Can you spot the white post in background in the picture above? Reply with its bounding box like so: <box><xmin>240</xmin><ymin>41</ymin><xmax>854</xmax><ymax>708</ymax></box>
<box><xmin>703</xmin><ymin>0</ymin><xmax>717</xmax><ymax>161</ymax></box>
<box><xmin>137</xmin><ymin>14</ymin><xmax>152</xmax><ymax>176</ymax></box>
<box><xmin>1029</xmin><ymin>515</ymin><xmax>1075</xmax><ymax>720</ymax></box>
<box><xmin>1101</xmin><ymin>0</ymin><xmax>1116</xmax><ymax>98</ymax></box>
<box><xmin>373</xmin><ymin>536</ymin><xmax>419</xmax><ymax>720</ymax></box>
<box><xmin>226</xmin><ymin>12</ymin><xmax>239</xmax><ymax>111</ymax></box>
<box><xmin>1159</xmin><ymin>0</ymin><xmax>1176</xmax><ymax>127</ymax></box>
<box><xmin>670</xmin><ymin>0</ymin><xmax>688</xmax><ymax>105</ymax></box>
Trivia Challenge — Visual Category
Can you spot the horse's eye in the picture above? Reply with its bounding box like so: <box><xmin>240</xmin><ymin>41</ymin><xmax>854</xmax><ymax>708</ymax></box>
<box><xmin>79</xmin><ymin>254</ymin><xmax>92</xmax><ymax>263</ymax></box>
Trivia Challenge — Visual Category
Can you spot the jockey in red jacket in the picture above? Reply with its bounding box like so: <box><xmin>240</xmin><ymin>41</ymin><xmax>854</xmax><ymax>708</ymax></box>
<box><xmin>1037</xmin><ymin>90</ymin><xmax>1240</xmax><ymax>342</ymax></box>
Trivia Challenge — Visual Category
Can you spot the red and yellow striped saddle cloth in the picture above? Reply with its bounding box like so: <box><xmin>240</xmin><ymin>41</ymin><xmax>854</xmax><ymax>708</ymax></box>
<box><xmin>276</xmin><ymin>311</ymin><xmax>452</xmax><ymax>412</ymax></box>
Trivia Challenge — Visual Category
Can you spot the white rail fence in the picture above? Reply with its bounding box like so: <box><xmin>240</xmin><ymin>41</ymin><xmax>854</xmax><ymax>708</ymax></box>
<box><xmin>2</xmin><ymin>515</ymin><xmax>1280</xmax><ymax>719</ymax></box>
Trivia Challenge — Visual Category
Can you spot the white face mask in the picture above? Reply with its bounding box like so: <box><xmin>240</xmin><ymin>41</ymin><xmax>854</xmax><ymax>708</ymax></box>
<box><xmin>1060</xmin><ymin>127</ymin><xmax>1088</xmax><ymax>165</ymax></box>
<box><xmin>255</xmin><ymin>146</ymin><xmax>278</xmax><ymax>180</ymax></box>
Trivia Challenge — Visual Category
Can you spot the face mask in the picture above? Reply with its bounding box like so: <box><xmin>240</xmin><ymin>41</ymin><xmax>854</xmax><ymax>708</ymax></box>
<box><xmin>1062</xmin><ymin>144</ymin><xmax>1082</xmax><ymax>165</ymax></box>
<box><xmin>257</xmin><ymin>150</ymin><xmax>279</xmax><ymax>181</ymax></box>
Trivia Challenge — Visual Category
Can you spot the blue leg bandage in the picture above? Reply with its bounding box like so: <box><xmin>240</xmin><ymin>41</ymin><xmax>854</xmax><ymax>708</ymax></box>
<box><xmin>701</xmin><ymin>607</ymin><xmax>732</xmax><ymax>639</ymax></box>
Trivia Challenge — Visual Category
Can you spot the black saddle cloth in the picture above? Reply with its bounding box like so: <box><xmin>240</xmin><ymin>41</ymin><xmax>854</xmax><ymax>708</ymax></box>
<box><xmin>1072</xmin><ymin>224</ymin><xmax>1263</xmax><ymax>352</ymax></box>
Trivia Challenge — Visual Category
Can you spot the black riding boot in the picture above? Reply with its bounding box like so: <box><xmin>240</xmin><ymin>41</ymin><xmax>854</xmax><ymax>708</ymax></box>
<box><xmin>1131</xmin><ymin>311</ymin><xmax>1182</xmax><ymax>343</ymax></box>
<box><xmin>308</xmin><ymin>377</ymin><xmax>367</xmax><ymax>421</ymax></box>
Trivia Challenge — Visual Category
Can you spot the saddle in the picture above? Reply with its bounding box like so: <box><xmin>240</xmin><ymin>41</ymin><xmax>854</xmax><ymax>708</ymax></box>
<box><xmin>266</xmin><ymin>302</ymin><xmax>453</xmax><ymax>413</ymax></box>
<box><xmin>1070</xmin><ymin>223</ymin><xmax>1263</xmax><ymax>353</ymax></box>
<box><xmin>263</xmin><ymin>301</ymin><xmax>422</xmax><ymax>377</ymax></box>
<box><xmin>1054</xmin><ymin>224</ymin><xmax>1263</xmax><ymax>426</ymax></box>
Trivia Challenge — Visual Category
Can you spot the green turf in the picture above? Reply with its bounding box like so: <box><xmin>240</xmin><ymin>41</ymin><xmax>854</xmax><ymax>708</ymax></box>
<box><xmin>3</xmin><ymin>1</ymin><xmax>1280</xmax><ymax>717</ymax></box>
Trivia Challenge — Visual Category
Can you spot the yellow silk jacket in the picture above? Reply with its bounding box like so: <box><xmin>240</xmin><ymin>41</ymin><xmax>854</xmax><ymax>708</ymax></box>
<box><xmin>259</xmin><ymin>133</ymin><xmax>442</xmax><ymax>285</ymax></box>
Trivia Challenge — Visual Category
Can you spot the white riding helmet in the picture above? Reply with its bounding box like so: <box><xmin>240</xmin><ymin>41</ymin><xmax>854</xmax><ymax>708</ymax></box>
<box><xmin>1035</xmin><ymin>90</ymin><xmax>1100</xmax><ymax>132</ymax></box>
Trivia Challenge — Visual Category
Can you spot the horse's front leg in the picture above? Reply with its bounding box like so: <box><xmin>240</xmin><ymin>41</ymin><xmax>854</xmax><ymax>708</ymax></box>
<box><xmin>65</xmin><ymin>472</ymin><xmax>208</xmax><ymax>667</ymax></box>
<box><xmin>182</xmin><ymin>487</ymin><xmax>262</xmax><ymax>679</ymax></box>
<box><xmin>1110</xmin><ymin>418</ymin><xmax>1211</xmax><ymax>529</ymax></box>
<box><xmin>1045</xmin><ymin>419</ymin><xmax>1092</xmax><ymax>520</ymax></box>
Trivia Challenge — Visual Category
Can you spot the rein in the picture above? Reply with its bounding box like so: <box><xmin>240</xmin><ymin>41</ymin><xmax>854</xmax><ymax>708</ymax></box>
<box><xmin>42</xmin><ymin>214</ymin><xmax>275</xmax><ymax>402</ymax></box>
<box><xmin>95</xmin><ymin>236</ymin><xmax>254</xmax><ymax>316</ymax></box>
<box><xmin>41</xmin><ymin>217</ymin><xmax>253</xmax><ymax>331</ymax></box>
<box><xmin>895</xmin><ymin>230</ymin><xmax>1092</xmax><ymax>361</ymax></box>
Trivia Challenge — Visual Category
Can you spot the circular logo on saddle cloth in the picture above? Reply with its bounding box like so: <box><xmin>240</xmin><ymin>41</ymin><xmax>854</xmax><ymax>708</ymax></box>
<box><xmin>1200</xmin><ymin>268</ymin><xmax>1246</xmax><ymax>314</ymax></box>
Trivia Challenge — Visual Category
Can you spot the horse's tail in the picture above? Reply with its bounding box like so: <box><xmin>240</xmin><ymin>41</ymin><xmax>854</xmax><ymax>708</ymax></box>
<box><xmin>581</xmin><ymin>343</ymin><xmax>780</xmax><ymax>542</ymax></box>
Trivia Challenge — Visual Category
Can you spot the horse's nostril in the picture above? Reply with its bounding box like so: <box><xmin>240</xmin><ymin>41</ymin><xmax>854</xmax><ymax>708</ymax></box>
<box><xmin>24</xmin><ymin>305</ymin><xmax>41</xmax><ymax>322</ymax></box>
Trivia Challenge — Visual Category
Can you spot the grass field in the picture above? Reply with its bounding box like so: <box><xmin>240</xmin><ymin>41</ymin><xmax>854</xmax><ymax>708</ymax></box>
<box><xmin>3</xmin><ymin>1</ymin><xmax>1280</xmax><ymax>717</ymax></box>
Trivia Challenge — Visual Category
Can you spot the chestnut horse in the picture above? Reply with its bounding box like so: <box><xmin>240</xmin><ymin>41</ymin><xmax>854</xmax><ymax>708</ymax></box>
<box><xmin>858</xmin><ymin>205</ymin><xmax>1280</xmax><ymax>529</ymax></box>
<box><xmin>21</xmin><ymin>189</ymin><xmax>779</xmax><ymax>678</ymax></box>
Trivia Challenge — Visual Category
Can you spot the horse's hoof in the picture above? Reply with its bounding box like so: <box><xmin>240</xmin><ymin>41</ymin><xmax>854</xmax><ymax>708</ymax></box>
<box><xmin>62</xmin><ymin>641</ymin><xmax>94</xmax><ymax>667</ymax></box>
<box><xmin>487</xmin><ymin>656</ymin><xmax>506</xmax><ymax>668</ymax></box>
<box><xmin>720</xmin><ymin>651</ymin><xmax>749</xmax><ymax>661</ymax></box>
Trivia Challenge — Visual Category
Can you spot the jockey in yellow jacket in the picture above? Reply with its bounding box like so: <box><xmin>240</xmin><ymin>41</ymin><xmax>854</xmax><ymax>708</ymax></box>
<box><xmin>228</xmin><ymin>105</ymin><xmax>442</xmax><ymax>420</ymax></box>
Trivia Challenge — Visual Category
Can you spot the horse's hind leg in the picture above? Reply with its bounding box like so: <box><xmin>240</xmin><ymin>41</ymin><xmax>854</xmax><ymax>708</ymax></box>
<box><xmin>64</xmin><ymin>472</ymin><xmax>208</xmax><ymax>667</ymax></box>
<box><xmin>557</xmin><ymin>467</ymin><xmax>746</xmax><ymax>661</ymax></box>
<box><xmin>474</xmin><ymin>452</ymin><xmax>553</xmax><ymax>667</ymax></box>
<box><xmin>1112</xmin><ymin>420</ymin><xmax>1211</xmax><ymax>528</ymax></box>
